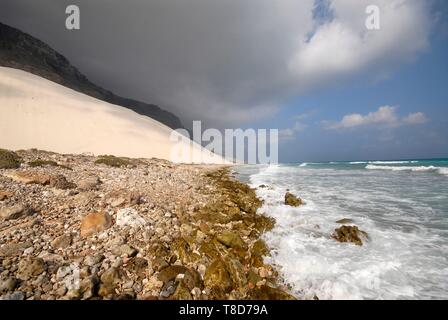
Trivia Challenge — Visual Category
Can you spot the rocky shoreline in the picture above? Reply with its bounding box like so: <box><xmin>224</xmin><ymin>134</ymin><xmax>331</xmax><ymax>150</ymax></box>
<box><xmin>0</xmin><ymin>148</ymin><xmax>295</xmax><ymax>300</ymax></box>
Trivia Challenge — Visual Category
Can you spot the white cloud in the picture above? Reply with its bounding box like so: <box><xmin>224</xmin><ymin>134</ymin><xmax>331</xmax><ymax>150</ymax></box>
<box><xmin>325</xmin><ymin>106</ymin><xmax>428</xmax><ymax>130</ymax></box>
<box><xmin>402</xmin><ymin>112</ymin><xmax>428</xmax><ymax>124</ymax></box>
<box><xmin>279</xmin><ymin>121</ymin><xmax>308</xmax><ymax>140</ymax></box>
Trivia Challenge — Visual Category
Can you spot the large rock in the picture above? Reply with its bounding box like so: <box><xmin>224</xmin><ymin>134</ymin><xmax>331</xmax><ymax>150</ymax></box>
<box><xmin>77</xmin><ymin>176</ymin><xmax>101</xmax><ymax>191</ymax></box>
<box><xmin>49</xmin><ymin>174</ymin><xmax>76</xmax><ymax>190</ymax></box>
<box><xmin>4</xmin><ymin>171</ymin><xmax>50</xmax><ymax>185</ymax></box>
<box><xmin>0</xmin><ymin>242</ymin><xmax>32</xmax><ymax>257</ymax></box>
<box><xmin>0</xmin><ymin>204</ymin><xmax>33</xmax><ymax>221</ymax></box>
<box><xmin>106</xmin><ymin>190</ymin><xmax>141</xmax><ymax>208</ymax></box>
<box><xmin>284</xmin><ymin>192</ymin><xmax>304</xmax><ymax>207</ymax></box>
<box><xmin>332</xmin><ymin>225</ymin><xmax>368</xmax><ymax>246</ymax></box>
<box><xmin>98</xmin><ymin>268</ymin><xmax>121</xmax><ymax>297</ymax></box>
<box><xmin>216</xmin><ymin>231</ymin><xmax>246</xmax><ymax>249</ymax></box>
<box><xmin>116</xmin><ymin>208</ymin><xmax>146</xmax><ymax>228</ymax></box>
<box><xmin>204</xmin><ymin>259</ymin><xmax>233</xmax><ymax>294</ymax></box>
<box><xmin>80</xmin><ymin>212</ymin><xmax>112</xmax><ymax>237</ymax></box>
<box><xmin>51</xmin><ymin>234</ymin><xmax>72</xmax><ymax>249</ymax></box>
<box><xmin>250</xmin><ymin>285</ymin><xmax>296</xmax><ymax>300</ymax></box>
<box><xmin>16</xmin><ymin>257</ymin><xmax>46</xmax><ymax>280</ymax></box>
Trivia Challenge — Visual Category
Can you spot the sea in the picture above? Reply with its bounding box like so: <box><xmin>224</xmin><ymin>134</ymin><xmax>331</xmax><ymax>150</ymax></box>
<box><xmin>234</xmin><ymin>159</ymin><xmax>448</xmax><ymax>300</ymax></box>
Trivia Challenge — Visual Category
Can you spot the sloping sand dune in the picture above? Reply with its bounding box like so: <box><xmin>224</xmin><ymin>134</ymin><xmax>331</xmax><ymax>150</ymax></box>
<box><xmin>0</xmin><ymin>67</ymin><xmax>225</xmax><ymax>164</ymax></box>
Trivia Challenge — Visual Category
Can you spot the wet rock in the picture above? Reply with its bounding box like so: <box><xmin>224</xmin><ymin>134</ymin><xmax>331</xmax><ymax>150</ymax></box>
<box><xmin>17</xmin><ymin>257</ymin><xmax>46</xmax><ymax>280</ymax></box>
<box><xmin>284</xmin><ymin>192</ymin><xmax>304</xmax><ymax>207</ymax></box>
<box><xmin>157</xmin><ymin>265</ymin><xmax>188</xmax><ymax>284</ymax></box>
<box><xmin>116</xmin><ymin>208</ymin><xmax>146</xmax><ymax>228</ymax></box>
<box><xmin>0</xmin><ymin>204</ymin><xmax>33</xmax><ymax>221</ymax></box>
<box><xmin>204</xmin><ymin>259</ymin><xmax>233</xmax><ymax>294</ymax></box>
<box><xmin>332</xmin><ymin>225</ymin><xmax>368</xmax><ymax>246</ymax></box>
<box><xmin>216</xmin><ymin>231</ymin><xmax>246</xmax><ymax>249</ymax></box>
<box><xmin>4</xmin><ymin>171</ymin><xmax>50</xmax><ymax>185</ymax></box>
<box><xmin>250</xmin><ymin>285</ymin><xmax>296</xmax><ymax>300</ymax></box>
<box><xmin>51</xmin><ymin>234</ymin><xmax>72</xmax><ymax>249</ymax></box>
<box><xmin>336</xmin><ymin>218</ymin><xmax>354</xmax><ymax>224</ymax></box>
<box><xmin>80</xmin><ymin>212</ymin><xmax>112</xmax><ymax>237</ymax></box>
<box><xmin>49</xmin><ymin>174</ymin><xmax>76</xmax><ymax>190</ymax></box>
<box><xmin>78</xmin><ymin>176</ymin><xmax>101</xmax><ymax>191</ymax></box>
<box><xmin>251</xmin><ymin>239</ymin><xmax>269</xmax><ymax>257</ymax></box>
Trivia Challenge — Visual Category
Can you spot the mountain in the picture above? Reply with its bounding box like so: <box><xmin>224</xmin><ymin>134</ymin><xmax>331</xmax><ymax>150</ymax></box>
<box><xmin>0</xmin><ymin>22</ymin><xmax>183</xmax><ymax>130</ymax></box>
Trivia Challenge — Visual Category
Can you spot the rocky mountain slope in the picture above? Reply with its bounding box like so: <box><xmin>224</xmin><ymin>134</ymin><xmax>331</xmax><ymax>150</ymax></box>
<box><xmin>0</xmin><ymin>22</ymin><xmax>183</xmax><ymax>130</ymax></box>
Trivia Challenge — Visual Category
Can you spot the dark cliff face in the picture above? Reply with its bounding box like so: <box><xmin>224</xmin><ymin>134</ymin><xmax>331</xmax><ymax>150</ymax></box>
<box><xmin>0</xmin><ymin>22</ymin><xmax>184</xmax><ymax>130</ymax></box>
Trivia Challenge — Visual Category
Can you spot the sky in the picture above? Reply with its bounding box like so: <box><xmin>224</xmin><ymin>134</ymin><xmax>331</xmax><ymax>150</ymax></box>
<box><xmin>0</xmin><ymin>0</ymin><xmax>447</xmax><ymax>162</ymax></box>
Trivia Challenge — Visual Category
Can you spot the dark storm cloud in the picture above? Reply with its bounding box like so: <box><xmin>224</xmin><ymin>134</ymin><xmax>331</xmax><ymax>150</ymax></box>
<box><xmin>0</xmin><ymin>0</ymin><xmax>431</xmax><ymax>129</ymax></box>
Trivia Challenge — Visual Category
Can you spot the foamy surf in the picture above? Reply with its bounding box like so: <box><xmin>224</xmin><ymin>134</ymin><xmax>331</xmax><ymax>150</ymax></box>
<box><xmin>366</xmin><ymin>165</ymin><xmax>448</xmax><ymax>176</ymax></box>
<box><xmin>235</xmin><ymin>162</ymin><xmax>448</xmax><ymax>300</ymax></box>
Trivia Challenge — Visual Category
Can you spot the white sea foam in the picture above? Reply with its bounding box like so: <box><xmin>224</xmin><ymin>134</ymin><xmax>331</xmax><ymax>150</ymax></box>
<box><xmin>244</xmin><ymin>164</ymin><xmax>448</xmax><ymax>300</ymax></box>
<box><xmin>366</xmin><ymin>165</ymin><xmax>448</xmax><ymax>176</ymax></box>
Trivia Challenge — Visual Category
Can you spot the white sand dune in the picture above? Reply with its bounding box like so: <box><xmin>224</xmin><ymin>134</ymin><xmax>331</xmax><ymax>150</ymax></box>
<box><xmin>0</xmin><ymin>67</ymin><xmax>226</xmax><ymax>164</ymax></box>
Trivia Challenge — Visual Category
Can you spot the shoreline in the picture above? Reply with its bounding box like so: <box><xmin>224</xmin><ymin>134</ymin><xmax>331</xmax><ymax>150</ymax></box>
<box><xmin>0</xmin><ymin>148</ymin><xmax>294</xmax><ymax>300</ymax></box>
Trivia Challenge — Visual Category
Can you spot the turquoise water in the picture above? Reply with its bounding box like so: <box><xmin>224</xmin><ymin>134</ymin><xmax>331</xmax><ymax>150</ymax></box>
<box><xmin>235</xmin><ymin>159</ymin><xmax>448</xmax><ymax>300</ymax></box>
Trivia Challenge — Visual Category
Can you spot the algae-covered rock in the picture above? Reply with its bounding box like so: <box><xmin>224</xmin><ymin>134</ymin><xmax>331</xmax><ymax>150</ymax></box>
<box><xmin>204</xmin><ymin>259</ymin><xmax>233</xmax><ymax>294</ymax></box>
<box><xmin>285</xmin><ymin>192</ymin><xmax>304</xmax><ymax>207</ymax></box>
<box><xmin>217</xmin><ymin>231</ymin><xmax>246</xmax><ymax>249</ymax></box>
<box><xmin>336</xmin><ymin>218</ymin><xmax>354</xmax><ymax>224</ymax></box>
<box><xmin>332</xmin><ymin>225</ymin><xmax>368</xmax><ymax>246</ymax></box>
<box><xmin>250</xmin><ymin>285</ymin><xmax>296</xmax><ymax>300</ymax></box>
<box><xmin>251</xmin><ymin>239</ymin><xmax>269</xmax><ymax>257</ymax></box>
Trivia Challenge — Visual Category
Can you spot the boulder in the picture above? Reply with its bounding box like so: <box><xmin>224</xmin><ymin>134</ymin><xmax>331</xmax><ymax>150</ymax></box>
<box><xmin>204</xmin><ymin>259</ymin><xmax>233</xmax><ymax>294</ymax></box>
<box><xmin>332</xmin><ymin>225</ymin><xmax>368</xmax><ymax>246</ymax></box>
<box><xmin>49</xmin><ymin>174</ymin><xmax>76</xmax><ymax>190</ymax></box>
<box><xmin>16</xmin><ymin>257</ymin><xmax>46</xmax><ymax>280</ymax></box>
<box><xmin>0</xmin><ymin>204</ymin><xmax>33</xmax><ymax>221</ymax></box>
<box><xmin>80</xmin><ymin>212</ymin><xmax>112</xmax><ymax>237</ymax></box>
<box><xmin>116</xmin><ymin>208</ymin><xmax>146</xmax><ymax>228</ymax></box>
<box><xmin>284</xmin><ymin>192</ymin><xmax>304</xmax><ymax>207</ymax></box>
<box><xmin>250</xmin><ymin>285</ymin><xmax>296</xmax><ymax>300</ymax></box>
<box><xmin>98</xmin><ymin>268</ymin><xmax>121</xmax><ymax>297</ymax></box>
<box><xmin>77</xmin><ymin>176</ymin><xmax>101</xmax><ymax>191</ymax></box>
<box><xmin>336</xmin><ymin>218</ymin><xmax>354</xmax><ymax>224</ymax></box>
<box><xmin>51</xmin><ymin>234</ymin><xmax>72</xmax><ymax>249</ymax></box>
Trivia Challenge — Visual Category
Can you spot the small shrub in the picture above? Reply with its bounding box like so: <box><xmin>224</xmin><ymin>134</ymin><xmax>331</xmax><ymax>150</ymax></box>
<box><xmin>0</xmin><ymin>149</ymin><xmax>21</xmax><ymax>169</ymax></box>
<box><xmin>28</xmin><ymin>160</ymin><xmax>58</xmax><ymax>167</ymax></box>
<box><xmin>94</xmin><ymin>155</ymin><xmax>131</xmax><ymax>168</ymax></box>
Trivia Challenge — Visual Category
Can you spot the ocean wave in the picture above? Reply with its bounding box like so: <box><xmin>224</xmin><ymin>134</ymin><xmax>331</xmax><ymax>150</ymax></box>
<box><xmin>369</xmin><ymin>160</ymin><xmax>419</xmax><ymax>164</ymax></box>
<box><xmin>366</xmin><ymin>165</ymin><xmax>448</xmax><ymax>176</ymax></box>
<box><xmin>299</xmin><ymin>163</ymin><xmax>307</xmax><ymax>167</ymax></box>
